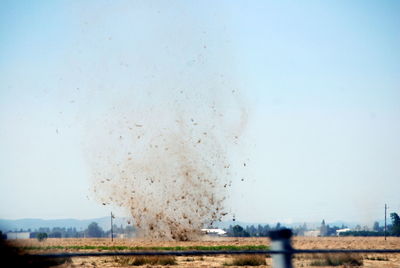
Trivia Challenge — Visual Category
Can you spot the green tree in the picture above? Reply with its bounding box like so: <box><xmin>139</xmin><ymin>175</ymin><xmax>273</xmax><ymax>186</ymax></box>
<box><xmin>36</xmin><ymin>232</ymin><xmax>48</xmax><ymax>242</ymax></box>
<box><xmin>231</xmin><ymin>225</ymin><xmax>250</xmax><ymax>237</ymax></box>
<box><xmin>86</xmin><ymin>222</ymin><xmax>104</xmax><ymax>238</ymax></box>
<box><xmin>390</xmin><ymin>213</ymin><xmax>400</xmax><ymax>236</ymax></box>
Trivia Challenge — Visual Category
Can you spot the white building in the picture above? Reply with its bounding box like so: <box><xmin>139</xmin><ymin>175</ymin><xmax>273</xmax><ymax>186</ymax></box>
<box><xmin>201</xmin><ymin>228</ymin><xmax>227</xmax><ymax>236</ymax></box>
<box><xmin>6</xmin><ymin>232</ymin><xmax>30</xmax><ymax>239</ymax></box>
<box><xmin>336</xmin><ymin>228</ymin><xmax>351</xmax><ymax>236</ymax></box>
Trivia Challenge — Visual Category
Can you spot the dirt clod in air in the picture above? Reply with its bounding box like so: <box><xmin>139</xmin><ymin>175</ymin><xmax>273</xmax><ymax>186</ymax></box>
<box><xmin>88</xmin><ymin>89</ymin><xmax>247</xmax><ymax>241</ymax></box>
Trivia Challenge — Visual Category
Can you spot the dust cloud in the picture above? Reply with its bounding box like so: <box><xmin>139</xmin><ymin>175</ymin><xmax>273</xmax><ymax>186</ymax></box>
<box><xmin>79</xmin><ymin>0</ymin><xmax>248</xmax><ymax>241</ymax></box>
<box><xmin>87</xmin><ymin>89</ymin><xmax>248</xmax><ymax>241</ymax></box>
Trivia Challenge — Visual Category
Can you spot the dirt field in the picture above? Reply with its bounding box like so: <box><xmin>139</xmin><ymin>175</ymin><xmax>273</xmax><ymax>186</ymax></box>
<box><xmin>8</xmin><ymin>236</ymin><xmax>400</xmax><ymax>267</ymax></box>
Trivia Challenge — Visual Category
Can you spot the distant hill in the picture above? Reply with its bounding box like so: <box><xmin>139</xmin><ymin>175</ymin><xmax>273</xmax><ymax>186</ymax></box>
<box><xmin>0</xmin><ymin>217</ymin><xmax>130</xmax><ymax>232</ymax></box>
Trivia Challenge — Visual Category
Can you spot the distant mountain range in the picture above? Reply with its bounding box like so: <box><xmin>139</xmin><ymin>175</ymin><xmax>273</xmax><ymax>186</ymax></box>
<box><xmin>0</xmin><ymin>217</ymin><xmax>362</xmax><ymax>233</ymax></box>
<box><xmin>0</xmin><ymin>217</ymin><xmax>129</xmax><ymax>232</ymax></box>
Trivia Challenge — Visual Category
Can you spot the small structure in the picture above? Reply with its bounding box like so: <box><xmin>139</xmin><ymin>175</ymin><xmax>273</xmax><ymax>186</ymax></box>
<box><xmin>6</xmin><ymin>232</ymin><xmax>30</xmax><ymax>240</ymax></box>
<box><xmin>336</xmin><ymin>228</ymin><xmax>351</xmax><ymax>236</ymax></box>
<box><xmin>304</xmin><ymin>230</ymin><xmax>320</xmax><ymax>237</ymax></box>
<box><xmin>201</xmin><ymin>228</ymin><xmax>227</xmax><ymax>236</ymax></box>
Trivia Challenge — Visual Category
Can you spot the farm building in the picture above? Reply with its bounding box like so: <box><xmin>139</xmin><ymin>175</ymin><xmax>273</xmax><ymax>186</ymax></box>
<box><xmin>6</xmin><ymin>232</ymin><xmax>30</xmax><ymax>239</ymax></box>
<box><xmin>201</xmin><ymin>228</ymin><xmax>227</xmax><ymax>236</ymax></box>
<box><xmin>336</xmin><ymin>228</ymin><xmax>351</xmax><ymax>236</ymax></box>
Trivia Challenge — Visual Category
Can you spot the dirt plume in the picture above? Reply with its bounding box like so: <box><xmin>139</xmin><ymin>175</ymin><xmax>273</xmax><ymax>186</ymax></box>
<box><xmin>87</xmin><ymin>89</ymin><xmax>247</xmax><ymax>240</ymax></box>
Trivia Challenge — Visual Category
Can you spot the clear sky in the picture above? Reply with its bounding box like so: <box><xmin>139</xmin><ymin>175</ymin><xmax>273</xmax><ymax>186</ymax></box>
<box><xmin>0</xmin><ymin>0</ymin><xmax>399</xmax><ymax>225</ymax></box>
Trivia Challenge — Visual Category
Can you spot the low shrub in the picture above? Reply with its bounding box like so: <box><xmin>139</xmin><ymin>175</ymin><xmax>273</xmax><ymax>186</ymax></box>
<box><xmin>115</xmin><ymin>255</ymin><xmax>176</xmax><ymax>266</ymax></box>
<box><xmin>310</xmin><ymin>254</ymin><xmax>363</xmax><ymax>266</ymax></box>
<box><xmin>365</xmin><ymin>255</ymin><xmax>388</xmax><ymax>261</ymax></box>
<box><xmin>225</xmin><ymin>255</ymin><xmax>266</xmax><ymax>266</ymax></box>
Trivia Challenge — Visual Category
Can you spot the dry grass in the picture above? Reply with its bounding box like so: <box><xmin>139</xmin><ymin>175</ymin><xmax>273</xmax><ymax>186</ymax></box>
<box><xmin>114</xmin><ymin>255</ymin><xmax>177</xmax><ymax>266</ymax></box>
<box><xmin>10</xmin><ymin>236</ymin><xmax>400</xmax><ymax>251</ymax></box>
<box><xmin>309</xmin><ymin>253</ymin><xmax>363</xmax><ymax>266</ymax></box>
<box><xmin>9</xmin><ymin>237</ymin><xmax>267</xmax><ymax>251</ymax></box>
<box><xmin>8</xmin><ymin>237</ymin><xmax>400</xmax><ymax>267</ymax></box>
<box><xmin>224</xmin><ymin>255</ymin><xmax>266</xmax><ymax>266</ymax></box>
<box><xmin>292</xmin><ymin>236</ymin><xmax>400</xmax><ymax>250</ymax></box>
<box><xmin>365</xmin><ymin>255</ymin><xmax>389</xmax><ymax>261</ymax></box>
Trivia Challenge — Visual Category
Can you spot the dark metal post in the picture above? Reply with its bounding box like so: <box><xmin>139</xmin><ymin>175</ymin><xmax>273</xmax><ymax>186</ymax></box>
<box><xmin>269</xmin><ymin>229</ymin><xmax>293</xmax><ymax>268</ymax></box>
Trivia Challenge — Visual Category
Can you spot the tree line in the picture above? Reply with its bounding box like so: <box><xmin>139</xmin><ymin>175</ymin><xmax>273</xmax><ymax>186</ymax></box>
<box><xmin>2</xmin><ymin>222</ymin><xmax>136</xmax><ymax>240</ymax></box>
<box><xmin>225</xmin><ymin>223</ymin><xmax>286</xmax><ymax>237</ymax></box>
<box><xmin>340</xmin><ymin>213</ymin><xmax>400</xmax><ymax>237</ymax></box>
<box><xmin>4</xmin><ymin>211</ymin><xmax>399</xmax><ymax>239</ymax></box>
<box><xmin>224</xmin><ymin>212</ymin><xmax>400</xmax><ymax>237</ymax></box>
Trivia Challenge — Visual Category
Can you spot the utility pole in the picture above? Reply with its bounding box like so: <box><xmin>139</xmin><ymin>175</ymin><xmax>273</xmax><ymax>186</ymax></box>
<box><xmin>384</xmin><ymin>204</ymin><xmax>387</xmax><ymax>241</ymax></box>
<box><xmin>111</xmin><ymin>212</ymin><xmax>114</xmax><ymax>242</ymax></box>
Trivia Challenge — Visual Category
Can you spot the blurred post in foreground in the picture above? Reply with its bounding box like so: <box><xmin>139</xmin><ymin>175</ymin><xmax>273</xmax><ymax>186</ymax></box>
<box><xmin>269</xmin><ymin>229</ymin><xmax>293</xmax><ymax>268</ymax></box>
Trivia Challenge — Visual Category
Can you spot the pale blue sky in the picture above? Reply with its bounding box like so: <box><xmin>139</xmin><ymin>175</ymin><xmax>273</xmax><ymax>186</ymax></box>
<box><xmin>0</xmin><ymin>0</ymin><xmax>399</xmax><ymax>225</ymax></box>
